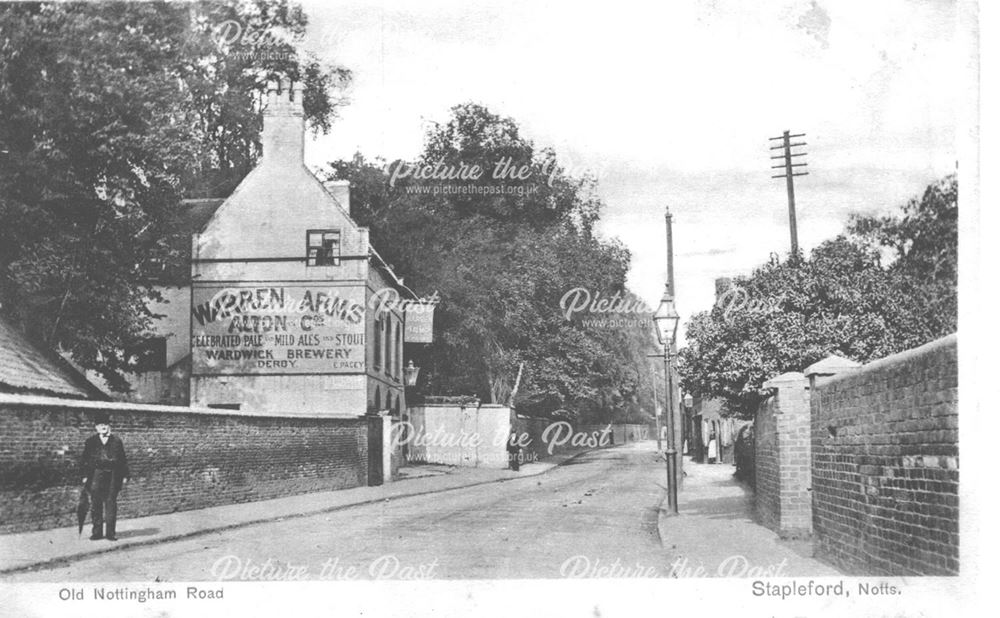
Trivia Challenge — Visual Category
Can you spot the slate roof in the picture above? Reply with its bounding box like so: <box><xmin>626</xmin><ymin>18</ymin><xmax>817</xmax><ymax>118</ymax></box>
<box><xmin>0</xmin><ymin>317</ymin><xmax>94</xmax><ymax>399</ymax></box>
<box><xmin>156</xmin><ymin>199</ymin><xmax>226</xmax><ymax>284</ymax></box>
<box><xmin>176</xmin><ymin>198</ymin><xmax>226</xmax><ymax>237</ymax></box>
<box><xmin>762</xmin><ymin>371</ymin><xmax>806</xmax><ymax>388</ymax></box>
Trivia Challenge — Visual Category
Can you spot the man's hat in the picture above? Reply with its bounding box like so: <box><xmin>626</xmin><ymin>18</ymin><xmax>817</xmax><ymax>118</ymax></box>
<box><xmin>92</xmin><ymin>412</ymin><xmax>111</xmax><ymax>425</ymax></box>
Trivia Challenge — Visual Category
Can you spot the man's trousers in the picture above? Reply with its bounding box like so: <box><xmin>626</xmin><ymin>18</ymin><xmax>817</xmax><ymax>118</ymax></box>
<box><xmin>90</xmin><ymin>470</ymin><xmax>119</xmax><ymax>538</ymax></box>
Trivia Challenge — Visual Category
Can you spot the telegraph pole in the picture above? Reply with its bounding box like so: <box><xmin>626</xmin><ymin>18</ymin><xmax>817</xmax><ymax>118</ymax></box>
<box><xmin>769</xmin><ymin>131</ymin><xmax>808</xmax><ymax>257</ymax></box>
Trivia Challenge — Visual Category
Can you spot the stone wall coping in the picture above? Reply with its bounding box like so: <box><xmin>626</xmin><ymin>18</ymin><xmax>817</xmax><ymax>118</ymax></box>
<box><xmin>813</xmin><ymin>333</ymin><xmax>957</xmax><ymax>390</ymax></box>
<box><xmin>0</xmin><ymin>393</ymin><xmax>363</xmax><ymax>421</ymax></box>
<box><xmin>408</xmin><ymin>403</ymin><xmax>512</xmax><ymax>413</ymax></box>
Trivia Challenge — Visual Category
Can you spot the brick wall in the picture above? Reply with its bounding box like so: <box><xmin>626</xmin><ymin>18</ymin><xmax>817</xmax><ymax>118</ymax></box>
<box><xmin>752</xmin><ymin>372</ymin><xmax>811</xmax><ymax>537</ymax></box>
<box><xmin>513</xmin><ymin>417</ymin><xmax>567</xmax><ymax>463</ymax></box>
<box><xmin>811</xmin><ymin>334</ymin><xmax>958</xmax><ymax>575</ymax></box>
<box><xmin>734</xmin><ymin>423</ymin><xmax>755</xmax><ymax>485</ymax></box>
<box><xmin>753</xmin><ymin>396</ymin><xmax>780</xmax><ymax>531</ymax></box>
<box><xmin>0</xmin><ymin>394</ymin><xmax>368</xmax><ymax>534</ymax></box>
<box><xmin>776</xmin><ymin>380</ymin><xmax>812</xmax><ymax>534</ymax></box>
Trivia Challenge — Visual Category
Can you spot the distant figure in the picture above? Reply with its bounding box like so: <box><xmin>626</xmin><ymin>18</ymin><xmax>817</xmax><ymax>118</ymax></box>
<box><xmin>80</xmin><ymin>412</ymin><xmax>129</xmax><ymax>541</ymax></box>
<box><xmin>707</xmin><ymin>433</ymin><xmax>719</xmax><ymax>464</ymax></box>
<box><xmin>506</xmin><ymin>432</ymin><xmax>522</xmax><ymax>471</ymax></box>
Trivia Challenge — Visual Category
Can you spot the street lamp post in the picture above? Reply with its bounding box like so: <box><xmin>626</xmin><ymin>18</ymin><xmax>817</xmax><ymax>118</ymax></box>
<box><xmin>652</xmin><ymin>206</ymin><xmax>680</xmax><ymax>516</ymax></box>
<box><xmin>653</xmin><ymin>291</ymin><xmax>680</xmax><ymax>515</ymax></box>
<box><xmin>402</xmin><ymin>360</ymin><xmax>421</xmax><ymax>463</ymax></box>
<box><xmin>683</xmin><ymin>392</ymin><xmax>694</xmax><ymax>457</ymax></box>
<box><xmin>651</xmin><ymin>363</ymin><xmax>662</xmax><ymax>451</ymax></box>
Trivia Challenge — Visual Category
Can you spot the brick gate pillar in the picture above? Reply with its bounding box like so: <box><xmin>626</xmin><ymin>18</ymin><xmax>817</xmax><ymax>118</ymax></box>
<box><xmin>762</xmin><ymin>371</ymin><xmax>811</xmax><ymax>537</ymax></box>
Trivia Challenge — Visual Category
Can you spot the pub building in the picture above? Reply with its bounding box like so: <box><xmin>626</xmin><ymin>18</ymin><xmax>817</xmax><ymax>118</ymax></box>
<box><xmin>107</xmin><ymin>78</ymin><xmax>426</xmax><ymax>419</ymax></box>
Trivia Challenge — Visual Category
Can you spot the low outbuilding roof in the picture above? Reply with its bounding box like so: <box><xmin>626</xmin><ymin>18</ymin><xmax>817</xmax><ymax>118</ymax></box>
<box><xmin>0</xmin><ymin>317</ymin><xmax>95</xmax><ymax>399</ymax></box>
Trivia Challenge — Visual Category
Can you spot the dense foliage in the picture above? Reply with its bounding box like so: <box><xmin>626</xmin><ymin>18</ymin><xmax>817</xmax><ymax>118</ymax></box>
<box><xmin>678</xmin><ymin>175</ymin><xmax>958</xmax><ymax>417</ymax></box>
<box><xmin>0</xmin><ymin>1</ymin><xmax>348</xmax><ymax>389</ymax></box>
<box><xmin>327</xmin><ymin>104</ymin><xmax>661</xmax><ymax>423</ymax></box>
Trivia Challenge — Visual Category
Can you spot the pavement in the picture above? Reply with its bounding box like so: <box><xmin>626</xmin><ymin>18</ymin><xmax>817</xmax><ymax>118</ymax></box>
<box><xmin>0</xmin><ymin>448</ymin><xmax>591</xmax><ymax>576</ymax></box>
<box><xmin>2</xmin><ymin>445</ymin><xmax>843</xmax><ymax>580</ymax></box>
<box><xmin>2</xmin><ymin>442</ymin><xmax>671</xmax><ymax>581</ymax></box>
<box><xmin>658</xmin><ymin>455</ymin><xmax>841</xmax><ymax>577</ymax></box>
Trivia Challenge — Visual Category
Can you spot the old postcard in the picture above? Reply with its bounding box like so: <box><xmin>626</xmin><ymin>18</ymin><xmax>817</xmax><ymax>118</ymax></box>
<box><xmin>0</xmin><ymin>0</ymin><xmax>986</xmax><ymax>616</ymax></box>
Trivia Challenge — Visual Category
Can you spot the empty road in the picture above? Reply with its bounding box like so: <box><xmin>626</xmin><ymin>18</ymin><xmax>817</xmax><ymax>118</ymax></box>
<box><xmin>7</xmin><ymin>443</ymin><xmax>671</xmax><ymax>581</ymax></box>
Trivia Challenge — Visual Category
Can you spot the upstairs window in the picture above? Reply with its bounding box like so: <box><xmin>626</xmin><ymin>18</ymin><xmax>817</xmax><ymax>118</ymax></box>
<box><xmin>374</xmin><ymin>314</ymin><xmax>383</xmax><ymax>370</ymax></box>
<box><xmin>307</xmin><ymin>229</ymin><xmax>341</xmax><ymax>266</ymax></box>
<box><xmin>384</xmin><ymin>317</ymin><xmax>392</xmax><ymax>377</ymax></box>
<box><xmin>394</xmin><ymin>322</ymin><xmax>402</xmax><ymax>380</ymax></box>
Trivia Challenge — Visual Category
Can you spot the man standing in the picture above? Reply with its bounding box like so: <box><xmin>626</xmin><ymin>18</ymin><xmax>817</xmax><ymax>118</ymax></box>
<box><xmin>506</xmin><ymin>431</ymin><xmax>522</xmax><ymax>472</ymax></box>
<box><xmin>80</xmin><ymin>412</ymin><xmax>129</xmax><ymax>541</ymax></box>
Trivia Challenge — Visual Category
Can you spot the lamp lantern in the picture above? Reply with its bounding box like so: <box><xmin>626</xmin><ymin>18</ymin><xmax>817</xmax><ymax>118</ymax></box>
<box><xmin>653</xmin><ymin>290</ymin><xmax>680</xmax><ymax>347</ymax></box>
<box><xmin>403</xmin><ymin>360</ymin><xmax>421</xmax><ymax>387</ymax></box>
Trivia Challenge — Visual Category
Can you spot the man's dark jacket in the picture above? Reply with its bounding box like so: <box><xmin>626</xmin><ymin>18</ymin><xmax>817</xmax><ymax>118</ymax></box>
<box><xmin>80</xmin><ymin>434</ymin><xmax>130</xmax><ymax>491</ymax></box>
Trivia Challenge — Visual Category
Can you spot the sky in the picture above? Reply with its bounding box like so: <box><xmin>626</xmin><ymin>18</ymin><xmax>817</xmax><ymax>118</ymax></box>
<box><xmin>293</xmin><ymin>0</ymin><xmax>961</xmax><ymax>343</ymax></box>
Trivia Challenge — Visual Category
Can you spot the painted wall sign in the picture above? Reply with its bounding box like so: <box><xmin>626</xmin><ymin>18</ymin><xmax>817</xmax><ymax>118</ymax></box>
<box><xmin>191</xmin><ymin>284</ymin><xmax>366</xmax><ymax>375</ymax></box>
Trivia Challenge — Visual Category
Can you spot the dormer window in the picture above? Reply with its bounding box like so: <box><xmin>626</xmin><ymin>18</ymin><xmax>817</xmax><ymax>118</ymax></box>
<box><xmin>307</xmin><ymin>229</ymin><xmax>341</xmax><ymax>266</ymax></box>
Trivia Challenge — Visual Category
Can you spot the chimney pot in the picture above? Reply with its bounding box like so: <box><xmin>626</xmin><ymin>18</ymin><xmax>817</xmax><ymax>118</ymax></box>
<box><xmin>261</xmin><ymin>78</ymin><xmax>305</xmax><ymax>162</ymax></box>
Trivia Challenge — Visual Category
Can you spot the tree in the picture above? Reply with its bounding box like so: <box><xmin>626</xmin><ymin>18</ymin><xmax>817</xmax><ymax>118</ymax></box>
<box><xmin>678</xmin><ymin>175</ymin><xmax>957</xmax><ymax>417</ymax></box>
<box><xmin>848</xmin><ymin>174</ymin><xmax>957</xmax><ymax>349</ymax></box>
<box><xmin>180</xmin><ymin>0</ymin><xmax>350</xmax><ymax>197</ymax></box>
<box><xmin>326</xmin><ymin>105</ymin><xmax>658</xmax><ymax>423</ymax></box>
<box><xmin>390</xmin><ymin>103</ymin><xmax>602</xmax><ymax>232</ymax></box>
<box><xmin>0</xmin><ymin>1</ymin><xmax>349</xmax><ymax>390</ymax></box>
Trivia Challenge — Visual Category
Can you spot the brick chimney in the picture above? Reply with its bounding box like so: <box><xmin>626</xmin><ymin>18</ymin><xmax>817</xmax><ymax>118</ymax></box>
<box><xmin>262</xmin><ymin>78</ymin><xmax>304</xmax><ymax>164</ymax></box>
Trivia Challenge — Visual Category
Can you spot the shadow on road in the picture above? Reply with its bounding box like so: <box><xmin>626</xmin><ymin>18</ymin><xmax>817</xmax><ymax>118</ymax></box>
<box><xmin>115</xmin><ymin>527</ymin><xmax>160</xmax><ymax>540</ymax></box>
<box><xmin>679</xmin><ymin>494</ymin><xmax>751</xmax><ymax>521</ymax></box>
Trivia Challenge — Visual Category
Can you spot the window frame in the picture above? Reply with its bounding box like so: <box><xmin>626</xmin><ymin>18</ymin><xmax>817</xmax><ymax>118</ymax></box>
<box><xmin>383</xmin><ymin>316</ymin><xmax>392</xmax><ymax>377</ymax></box>
<box><xmin>306</xmin><ymin>229</ymin><xmax>342</xmax><ymax>267</ymax></box>
<box><xmin>394</xmin><ymin>321</ymin><xmax>402</xmax><ymax>380</ymax></box>
<box><xmin>373</xmin><ymin>312</ymin><xmax>382</xmax><ymax>370</ymax></box>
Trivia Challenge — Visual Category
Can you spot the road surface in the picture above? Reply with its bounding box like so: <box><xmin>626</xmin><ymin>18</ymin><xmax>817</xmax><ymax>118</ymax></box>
<box><xmin>7</xmin><ymin>443</ymin><xmax>671</xmax><ymax>581</ymax></box>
